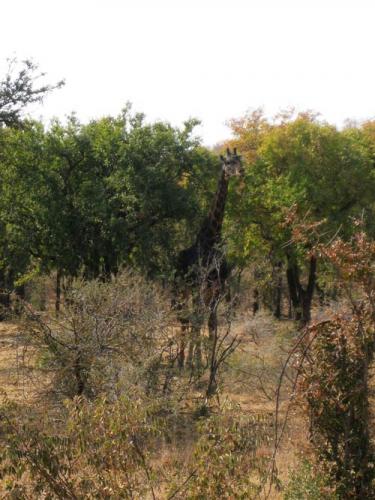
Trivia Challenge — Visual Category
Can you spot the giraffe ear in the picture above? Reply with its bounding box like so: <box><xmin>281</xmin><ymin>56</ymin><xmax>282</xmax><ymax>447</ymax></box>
<box><xmin>233</xmin><ymin>147</ymin><xmax>237</xmax><ymax>155</ymax></box>
<box><xmin>226</xmin><ymin>148</ymin><xmax>230</xmax><ymax>156</ymax></box>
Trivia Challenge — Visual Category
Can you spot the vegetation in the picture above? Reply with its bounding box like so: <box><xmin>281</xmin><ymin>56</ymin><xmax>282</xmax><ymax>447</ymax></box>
<box><xmin>0</xmin><ymin>60</ymin><xmax>374</xmax><ymax>498</ymax></box>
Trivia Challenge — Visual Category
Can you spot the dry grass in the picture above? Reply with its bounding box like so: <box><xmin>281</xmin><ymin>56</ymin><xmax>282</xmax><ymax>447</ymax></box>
<box><xmin>0</xmin><ymin>307</ymin><xmax>330</xmax><ymax>498</ymax></box>
<box><xmin>0</xmin><ymin>321</ymin><xmax>35</xmax><ymax>400</ymax></box>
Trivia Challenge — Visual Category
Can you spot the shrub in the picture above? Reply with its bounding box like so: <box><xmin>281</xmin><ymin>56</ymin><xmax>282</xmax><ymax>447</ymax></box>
<box><xmin>19</xmin><ymin>270</ymin><xmax>176</xmax><ymax>400</ymax></box>
<box><xmin>168</xmin><ymin>410</ymin><xmax>272</xmax><ymax>499</ymax></box>
<box><xmin>0</xmin><ymin>393</ymin><xmax>162</xmax><ymax>497</ymax></box>
<box><xmin>300</xmin><ymin>232</ymin><xmax>375</xmax><ymax>497</ymax></box>
<box><xmin>284</xmin><ymin>459</ymin><xmax>337</xmax><ymax>500</ymax></box>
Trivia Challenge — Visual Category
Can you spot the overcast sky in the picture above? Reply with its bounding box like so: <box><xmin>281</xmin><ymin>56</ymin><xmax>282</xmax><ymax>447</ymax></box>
<box><xmin>1</xmin><ymin>0</ymin><xmax>375</xmax><ymax>145</ymax></box>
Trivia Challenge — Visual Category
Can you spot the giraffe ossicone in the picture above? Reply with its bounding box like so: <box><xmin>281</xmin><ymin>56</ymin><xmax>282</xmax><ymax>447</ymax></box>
<box><xmin>220</xmin><ymin>148</ymin><xmax>244</xmax><ymax>178</ymax></box>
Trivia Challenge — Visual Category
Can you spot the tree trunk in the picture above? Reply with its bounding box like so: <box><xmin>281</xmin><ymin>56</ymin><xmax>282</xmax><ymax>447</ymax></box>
<box><xmin>0</xmin><ymin>269</ymin><xmax>11</xmax><ymax>321</ymax></box>
<box><xmin>286</xmin><ymin>253</ymin><xmax>317</xmax><ymax>324</ymax></box>
<box><xmin>274</xmin><ymin>261</ymin><xmax>283</xmax><ymax>319</ymax></box>
<box><xmin>286</xmin><ymin>258</ymin><xmax>302</xmax><ymax>321</ymax></box>
<box><xmin>299</xmin><ymin>255</ymin><xmax>317</xmax><ymax>324</ymax></box>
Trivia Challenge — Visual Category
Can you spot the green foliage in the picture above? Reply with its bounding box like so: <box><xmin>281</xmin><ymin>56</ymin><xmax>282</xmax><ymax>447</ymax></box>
<box><xmin>227</xmin><ymin>111</ymin><xmax>375</xmax><ymax>265</ymax></box>
<box><xmin>226</xmin><ymin>110</ymin><xmax>375</xmax><ymax>319</ymax></box>
<box><xmin>284</xmin><ymin>459</ymin><xmax>338</xmax><ymax>500</ymax></box>
<box><xmin>0</xmin><ymin>58</ymin><xmax>64</xmax><ymax>127</ymax></box>
<box><xmin>0</xmin><ymin>107</ymin><xmax>217</xmax><ymax>292</ymax></box>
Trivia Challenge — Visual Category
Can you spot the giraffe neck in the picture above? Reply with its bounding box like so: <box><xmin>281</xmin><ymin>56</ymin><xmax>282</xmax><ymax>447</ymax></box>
<box><xmin>196</xmin><ymin>168</ymin><xmax>229</xmax><ymax>254</ymax></box>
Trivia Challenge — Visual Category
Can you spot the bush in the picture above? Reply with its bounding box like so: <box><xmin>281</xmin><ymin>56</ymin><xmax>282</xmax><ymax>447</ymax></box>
<box><xmin>20</xmin><ymin>270</ymin><xmax>177</xmax><ymax>400</ymax></box>
<box><xmin>168</xmin><ymin>409</ymin><xmax>272</xmax><ymax>499</ymax></box>
<box><xmin>284</xmin><ymin>459</ymin><xmax>338</xmax><ymax>500</ymax></box>
<box><xmin>299</xmin><ymin>232</ymin><xmax>375</xmax><ymax>497</ymax></box>
<box><xmin>0</xmin><ymin>393</ymin><xmax>163</xmax><ymax>497</ymax></box>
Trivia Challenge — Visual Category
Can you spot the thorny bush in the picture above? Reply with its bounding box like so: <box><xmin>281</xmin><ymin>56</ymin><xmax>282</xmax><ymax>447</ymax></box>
<box><xmin>299</xmin><ymin>231</ymin><xmax>375</xmax><ymax>498</ymax></box>
<box><xmin>19</xmin><ymin>270</ymin><xmax>178</xmax><ymax>400</ymax></box>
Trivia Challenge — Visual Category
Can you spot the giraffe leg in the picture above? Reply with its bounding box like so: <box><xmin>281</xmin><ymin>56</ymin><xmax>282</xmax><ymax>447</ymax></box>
<box><xmin>172</xmin><ymin>291</ymin><xmax>190</xmax><ymax>370</ymax></box>
<box><xmin>206</xmin><ymin>286</ymin><xmax>220</xmax><ymax>355</ymax></box>
<box><xmin>206</xmin><ymin>301</ymin><xmax>219</xmax><ymax>394</ymax></box>
<box><xmin>178</xmin><ymin>320</ymin><xmax>188</xmax><ymax>369</ymax></box>
<box><xmin>194</xmin><ymin>325</ymin><xmax>203</xmax><ymax>371</ymax></box>
<box><xmin>208</xmin><ymin>304</ymin><xmax>218</xmax><ymax>343</ymax></box>
<box><xmin>187</xmin><ymin>337</ymin><xmax>194</xmax><ymax>369</ymax></box>
<box><xmin>187</xmin><ymin>323</ymin><xmax>200</xmax><ymax>370</ymax></box>
<box><xmin>187</xmin><ymin>323</ymin><xmax>203</xmax><ymax>373</ymax></box>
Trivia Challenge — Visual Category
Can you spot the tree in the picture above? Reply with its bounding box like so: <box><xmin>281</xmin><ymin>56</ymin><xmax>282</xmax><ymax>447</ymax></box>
<box><xmin>0</xmin><ymin>107</ymin><xmax>218</xmax><ymax>313</ymax></box>
<box><xmin>226</xmin><ymin>110</ymin><xmax>375</xmax><ymax>323</ymax></box>
<box><xmin>0</xmin><ymin>58</ymin><xmax>63</xmax><ymax>314</ymax></box>
<box><xmin>0</xmin><ymin>58</ymin><xmax>64</xmax><ymax>127</ymax></box>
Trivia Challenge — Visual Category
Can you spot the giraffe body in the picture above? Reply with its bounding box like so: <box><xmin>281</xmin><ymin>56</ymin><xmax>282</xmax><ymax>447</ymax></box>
<box><xmin>174</xmin><ymin>148</ymin><xmax>243</xmax><ymax>369</ymax></box>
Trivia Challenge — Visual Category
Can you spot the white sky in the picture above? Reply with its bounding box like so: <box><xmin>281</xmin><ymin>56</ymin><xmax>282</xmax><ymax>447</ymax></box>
<box><xmin>1</xmin><ymin>0</ymin><xmax>375</xmax><ymax>145</ymax></box>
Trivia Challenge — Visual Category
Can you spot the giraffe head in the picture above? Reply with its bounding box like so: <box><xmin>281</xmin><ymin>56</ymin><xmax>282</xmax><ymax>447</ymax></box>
<box><xmin>220</xmin><ymin>148</ymin><xmax>244</xmax><ymax>178</ymax></box>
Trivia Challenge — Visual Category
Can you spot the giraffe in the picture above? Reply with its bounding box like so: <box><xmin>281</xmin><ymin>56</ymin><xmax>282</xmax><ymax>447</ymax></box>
<box><xmin>174</xmin><ymin>148</ymin><xmax>243</xmax><ymax>370</ymax></box>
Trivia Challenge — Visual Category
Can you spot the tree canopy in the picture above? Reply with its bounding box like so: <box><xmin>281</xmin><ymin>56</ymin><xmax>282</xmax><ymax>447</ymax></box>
<box><xmin>0</xmin><ymin>58</ymin><xmax>64</xmax><ymax>127</ymax></box>
<box><xmin>0</xmin><ymin>107</ymin><xmax>219</xmax><ymax>293</ymax></box>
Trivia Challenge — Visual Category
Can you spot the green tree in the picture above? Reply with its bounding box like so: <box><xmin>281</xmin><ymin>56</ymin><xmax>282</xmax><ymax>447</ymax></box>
<box><xmin>0</xmin><ymin>58</ymin><xmax>64</xmax><ymax>127</ymax></box>
<box><xmin>0</xmin><ymin>107</ymin><xmax>218</xmax><ymax>313</ymax></box>
<box><xmin>226</xmin><ymin>111</ymin><xmax>375</xmax><ymax>322</ymax></box>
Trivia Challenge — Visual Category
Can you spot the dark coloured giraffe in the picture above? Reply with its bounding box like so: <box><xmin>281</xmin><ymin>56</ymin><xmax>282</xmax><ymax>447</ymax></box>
<box><xmin>174</xmin><ymin>148</ymin><xmax>243</xmax><ymax>369</ymax></box>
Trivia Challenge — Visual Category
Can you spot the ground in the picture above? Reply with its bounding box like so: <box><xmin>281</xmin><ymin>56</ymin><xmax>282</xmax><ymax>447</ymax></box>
<box><xmin>0</xmin><ymin>305</ymin><xmax>359</xmax><ymax>498</ymax></box>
